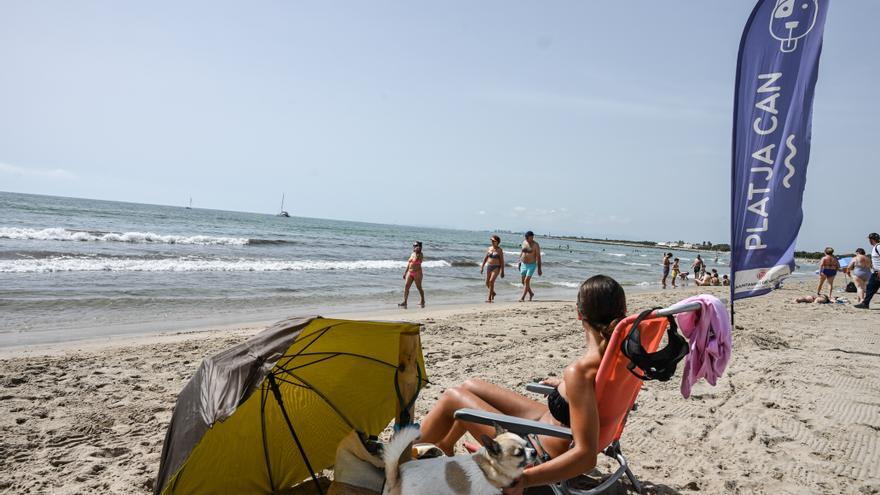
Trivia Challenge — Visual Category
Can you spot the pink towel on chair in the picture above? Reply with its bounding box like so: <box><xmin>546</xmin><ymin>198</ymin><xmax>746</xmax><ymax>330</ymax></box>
<box><xmin>673</xmin><ymin>295</ymin><xmax>731</xmax><ymax>398</ymax></box>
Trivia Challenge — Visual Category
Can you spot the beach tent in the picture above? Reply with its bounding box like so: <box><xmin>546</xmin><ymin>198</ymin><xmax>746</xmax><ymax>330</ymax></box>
<box><xmin>154</xmin><ymin>316</ymin><xmax>427</xmax><ymax>495</ymax></box>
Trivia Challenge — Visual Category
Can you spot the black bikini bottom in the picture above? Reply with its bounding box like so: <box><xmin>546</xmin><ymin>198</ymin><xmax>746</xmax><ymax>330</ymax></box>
<box><xmin>547</xmin><ymin>388</ymin><xmax>570</xmax><ymax>427</ymax></box>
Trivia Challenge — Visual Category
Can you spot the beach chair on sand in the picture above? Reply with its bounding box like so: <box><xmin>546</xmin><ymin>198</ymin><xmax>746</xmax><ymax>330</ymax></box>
<box><xmin>455</xmin><ymin>301</ymin><xmax>703</xmax><ymax>495</ymax></box>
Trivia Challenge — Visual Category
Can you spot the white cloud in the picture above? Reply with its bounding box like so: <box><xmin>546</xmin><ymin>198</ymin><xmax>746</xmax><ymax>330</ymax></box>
<box><xmin>478</xmin><ymin>210</ymin><xmax>487</xmax><ymax>215</ymax></box>
<box><xmin>0</xmin><ymin>162</ymin><xmax>77</xmax><ymax>180</ymax></box>
<box><xmin>513</xmin><ymin>206</ymin><xmax>527</xmax><ymax>213</ymax></box>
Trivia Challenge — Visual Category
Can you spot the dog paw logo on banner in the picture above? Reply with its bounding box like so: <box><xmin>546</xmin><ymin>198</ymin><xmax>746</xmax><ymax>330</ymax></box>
<box><xmin>770</xmin><ymin>0</ymin><xmax>820</xmax><ymax>53</ymax></box>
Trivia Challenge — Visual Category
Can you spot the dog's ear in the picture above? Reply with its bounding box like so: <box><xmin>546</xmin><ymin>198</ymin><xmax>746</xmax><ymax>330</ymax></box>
<box><xmin>493</xmin><ymin>422</ymin><xmax>507</xmax><ymax>436</ymax></box>
<box><xmin>480</xmin><ymin>434</ymin><xmax>502</xmax><ymax>457</ymax></box>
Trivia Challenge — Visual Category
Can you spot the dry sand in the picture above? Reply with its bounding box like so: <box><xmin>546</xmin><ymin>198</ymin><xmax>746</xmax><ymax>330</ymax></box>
<box><xmin>1</xmin><ymin>279</ymin><xmax>879</xmax><ymax>494</ymax></box>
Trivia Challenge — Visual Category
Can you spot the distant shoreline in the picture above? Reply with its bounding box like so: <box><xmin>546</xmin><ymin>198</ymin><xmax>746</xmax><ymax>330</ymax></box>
<box><xmin>546</xmin><ymin>235</ymin><xmax>821</xmax><ymax>266</ymax></box>
<box><xmin>547</xmin><ymin>235</ymin><xmax>711</xmax><ymax>253</ymax></box>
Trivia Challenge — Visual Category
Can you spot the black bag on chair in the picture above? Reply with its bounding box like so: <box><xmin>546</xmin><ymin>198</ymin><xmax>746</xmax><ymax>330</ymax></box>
<box><xmin>621</xmin><ymin>308</ymin><xmax>689</xmax><ymax>382</ymax></box>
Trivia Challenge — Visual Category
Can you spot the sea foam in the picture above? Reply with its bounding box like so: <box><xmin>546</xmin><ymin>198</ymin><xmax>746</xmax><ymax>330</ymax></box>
<box><xmin>0</xmin><ymin>256</ymin><xmax>452</xmax><ymax>273</ymax></box>
<box><xmin>0</xmin><ymin>227</ymin><xmax>250</xmax><ymax>246</ymax></box>
<box><xmin>550</xmin><ymin>281</ymin><xmax>581</xmax><ymax>288</ymax></box>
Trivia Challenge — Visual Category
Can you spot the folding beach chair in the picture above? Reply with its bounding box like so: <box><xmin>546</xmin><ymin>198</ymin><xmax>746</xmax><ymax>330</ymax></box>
<box><xmin>455</xmin><ymin>301</ymin><xmax>703</xmax><ymax>495</ymax></box>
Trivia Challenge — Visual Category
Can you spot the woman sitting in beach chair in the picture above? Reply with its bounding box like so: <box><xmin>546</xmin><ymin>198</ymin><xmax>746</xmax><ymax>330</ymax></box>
<box><xmin>418</xmin><ymin>274</ymin><xmax>626</xmax><ymax>494</ymax></box>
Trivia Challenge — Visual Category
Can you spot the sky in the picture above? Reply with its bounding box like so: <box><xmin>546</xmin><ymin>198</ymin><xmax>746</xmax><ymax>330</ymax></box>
<box><xmin>1</xmin><ymin>1</ymin><xmax>877</xmax><ymax>251</ymax></box>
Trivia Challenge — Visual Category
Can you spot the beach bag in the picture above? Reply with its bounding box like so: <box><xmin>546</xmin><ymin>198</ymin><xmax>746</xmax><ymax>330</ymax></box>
<box><xmin>621</xmin><ymin>308</ymin><xmax>689</xmax><ymax>382</ymax></box>
<box><xmin>845</xmin><ymin>281</ymin><xmax>857</xmax><ymax>293</ymax></box>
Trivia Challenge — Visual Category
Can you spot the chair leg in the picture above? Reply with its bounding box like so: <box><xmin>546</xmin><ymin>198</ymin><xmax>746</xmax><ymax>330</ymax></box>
<box><xmin>550</xmin><ymin>480</ymin><xmax>571</xmax><ymax>495</ymax></box>
<box><xmin>624</xmin><ymin>464</ymin><xmax>643</xmax><ymax>494</ymax></box>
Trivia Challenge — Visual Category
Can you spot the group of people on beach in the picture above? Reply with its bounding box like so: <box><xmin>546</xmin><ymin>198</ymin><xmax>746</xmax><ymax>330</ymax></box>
<box><xmin>398</xmin><ymin>231</ymin><xmax>543</xmax><ymax>308</ymax></box>
<box><xmin>398</xmin><ymin>231</ymin><xmax>880</xmax><ymax>310</ymax></box>
<box><xmin>812</xmin><ymin>232</ymin><xmax>880</xmax><ymax>309</ymax></box>
<box><xmin>661</xmin><ymin>253</ymin><xmax>728</xmax><ymax>289</ymax></box>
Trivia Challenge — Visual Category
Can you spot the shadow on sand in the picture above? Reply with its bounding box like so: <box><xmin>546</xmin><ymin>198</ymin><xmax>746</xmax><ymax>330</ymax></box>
<box><xmin>525</xmin><ymin>476</ymin><xmax>683</xmax><ymax>495</ymax></box>
<box><xmin>829</xmin><ymin>347</ymin><xmax>880</xmax><ymax>358</ymax></box>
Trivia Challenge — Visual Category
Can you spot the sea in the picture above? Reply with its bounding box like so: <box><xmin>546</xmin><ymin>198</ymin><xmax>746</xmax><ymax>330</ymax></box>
<box><xmin>0</xmin><ymin>191</ymin><xmax>731</xmax><ymax>347</ymax></box>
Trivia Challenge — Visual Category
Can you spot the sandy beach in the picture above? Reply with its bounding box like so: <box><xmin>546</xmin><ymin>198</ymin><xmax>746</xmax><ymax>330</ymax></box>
<box><xmin>2</xmin><ymin>278</ymin><xmax>879</xmax><ymax>494</ymax></box>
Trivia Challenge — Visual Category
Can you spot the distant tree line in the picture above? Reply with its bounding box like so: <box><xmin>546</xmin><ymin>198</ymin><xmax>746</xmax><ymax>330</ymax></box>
<box><xmin>542</xmin><ymin>235</ymin><xmax>852</xmax><ymax>257</ymax></box>
<box><xmin>794</xmin><ymin>250</ymin><xmax>855</xmax><ymax>260</ymax></box>
<box><xmin>552</xmin><ymin>235</ymin><xmax>658</xmax><ymax>246</ymax></box>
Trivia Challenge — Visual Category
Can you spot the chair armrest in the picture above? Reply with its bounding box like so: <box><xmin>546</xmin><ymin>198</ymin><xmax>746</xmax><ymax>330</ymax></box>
<box><xmin>454</xmin><ymin>408</ymin><xmax>573</xmax><ymax>440</ymax></box>
<box><xmin>525</xmin><ymin>383</ymin><xmax>555</xmax><ymax>395</ymax></box>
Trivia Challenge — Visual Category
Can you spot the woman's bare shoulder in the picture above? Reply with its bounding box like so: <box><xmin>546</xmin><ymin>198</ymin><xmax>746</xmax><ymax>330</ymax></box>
<box><xmin>565</xmin><ymin>353</ymin><xmax>601</xmax><ymax>384</ymax></box>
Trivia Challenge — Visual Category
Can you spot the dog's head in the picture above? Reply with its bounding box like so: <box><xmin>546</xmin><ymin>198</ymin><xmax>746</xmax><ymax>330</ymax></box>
<box><xmin>477</xmin><ymin>425</ymin><xmax>534</xmax><ymax>483</ymax></box>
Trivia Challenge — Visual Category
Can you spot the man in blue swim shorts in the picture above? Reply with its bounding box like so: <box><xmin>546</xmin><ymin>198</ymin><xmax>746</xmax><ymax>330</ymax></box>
<box><xmin>520</xmin><ymin>261</ymin><xmax>537</xmax><ymax>278</ymax></box>
<box><xmin>518</xmin><ymin>231</ymin><xmax>542</xmax><ymax>302</ymax></box>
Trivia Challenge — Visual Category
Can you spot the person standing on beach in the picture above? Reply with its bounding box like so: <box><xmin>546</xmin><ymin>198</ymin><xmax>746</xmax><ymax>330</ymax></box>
<box><xmin>661</xmin><ymin>252</ymin><xmax>673</xmax><ymax>289</ymax></box>
<box><xmin>671</xmin><ymin>258</ymin><xmax>681</xmax><ymax>288</ymax></box>
<box><xmin>855</xmin><ymin>233</ymin><xmax>880</xmax><ymax>309</ymax></box>
<box><xmin>692</xmin><ymin>255</ymin><xmax>705</xmax><ymax>280</ymax></box>
<box><xmin>848</xmin><ymin>248</ymin><xmax>873</xmax><ymax>303</ymax></box>
<box><xmin>518</xmin><ymin>231</ymin><xmax>541</xmax><ymax>302</ymax></box>
<box><xmin>816</xmin><ymin>247</ymin><xmax>840</xmax><ymax>297</ymax></box>
<box><xmin>480</xmin><ymin>235</ymin><xmax>505</xmax><ymax>303</ymax></box>
<box><xmin>399</xmin><ymin>241</ymin><xmax>425</xmax><ymax>309</ymax></box>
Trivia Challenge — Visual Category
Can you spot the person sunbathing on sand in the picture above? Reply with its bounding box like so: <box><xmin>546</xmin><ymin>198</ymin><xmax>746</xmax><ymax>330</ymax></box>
<box><xmin>418</xmin><ymin>274</ymin><xmax>625</xmax><ymax>494</ymax></box>
<box><xmin>796</xmin><ymin>294</ymin><xmax>831</xmax><ymax>304</ymax></box>
<box><xmin>694</xmin><ymin>272</ymin><xmax>714</xmax><ymax>286</ymax></box>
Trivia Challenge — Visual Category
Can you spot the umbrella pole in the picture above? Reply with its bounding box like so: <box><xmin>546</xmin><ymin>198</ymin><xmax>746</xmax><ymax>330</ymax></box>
<box><xmin>267</xmin><ymin>374</ymin><xmax>325</xmax><ymax>495</ymax></box>
<box><xmin>260</xmin><ymin>386</ymin><xmax>277</xmax><ymax>493</ymax></box>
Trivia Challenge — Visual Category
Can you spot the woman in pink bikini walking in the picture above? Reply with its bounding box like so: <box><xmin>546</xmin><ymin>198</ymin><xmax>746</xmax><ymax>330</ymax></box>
<box><xmin>399</xmin><ymin>241</ymin><xmax>425</xmax><ymax>308</ymax></box>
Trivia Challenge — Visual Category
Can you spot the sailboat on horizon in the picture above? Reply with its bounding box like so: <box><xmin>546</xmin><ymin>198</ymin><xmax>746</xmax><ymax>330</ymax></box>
<box><xmin>185</xmin><ymin>197</ymin><xmax>192</xmax><ymax>210</ymax></box>
<box><xmin>276</xmin><ymin>193</ymin><xmax>290</xmax><ymax>217</ymax></box>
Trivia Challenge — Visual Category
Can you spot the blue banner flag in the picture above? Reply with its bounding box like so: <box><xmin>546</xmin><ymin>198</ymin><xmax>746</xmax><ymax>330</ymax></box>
<box><xmin>730</xmin><ymin>0</ymin><xmax>829</xmax><ymax>301</ymax></box>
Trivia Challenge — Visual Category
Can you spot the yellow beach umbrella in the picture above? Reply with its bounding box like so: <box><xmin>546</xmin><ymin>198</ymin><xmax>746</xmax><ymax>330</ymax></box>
<box><xmin>154</xmin><ymin>316</ymin><xmax>427</xmax><ymax>495</ymax></box>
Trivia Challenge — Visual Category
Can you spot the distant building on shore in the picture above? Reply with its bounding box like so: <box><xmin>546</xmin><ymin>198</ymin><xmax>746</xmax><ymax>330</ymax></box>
<box><xmin>657</xmin><ymin>241</ymin><xmax>696</xmax><ymax>249</ymax></box>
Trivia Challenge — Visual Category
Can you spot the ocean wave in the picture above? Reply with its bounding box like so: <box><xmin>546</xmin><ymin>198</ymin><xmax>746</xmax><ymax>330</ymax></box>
<box><xmin>450</xmin><ymin>260</ymin><xmax>481</xmax><ymax>267</ymax></box>
<box><xmin>605</xmin><ymin>252</ymin><xmax>626</xmax><ymax>257</ymax></box>
<box><xmin>0</xmin><ymin>227</ymin><xmax>252</xmax><ymax>246</ymax></box>
<box><xmin>550</xmin><ymin>281</ymin><xmax>580</xmax><ymax>288</ymax></box>
<box><xmin>0</xmin><ymin>256</ymin><xmax>452</xmax><ymax>273</ymax></box>
<box><xmin>247</xmin><ymin>238</ymin><xmax>297</xmax><ymax>246</ymax></box>
<box><xmin>623</xmin><ymin>262</ymin><xmax>652</xmax><ymax>267</ymax></box>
